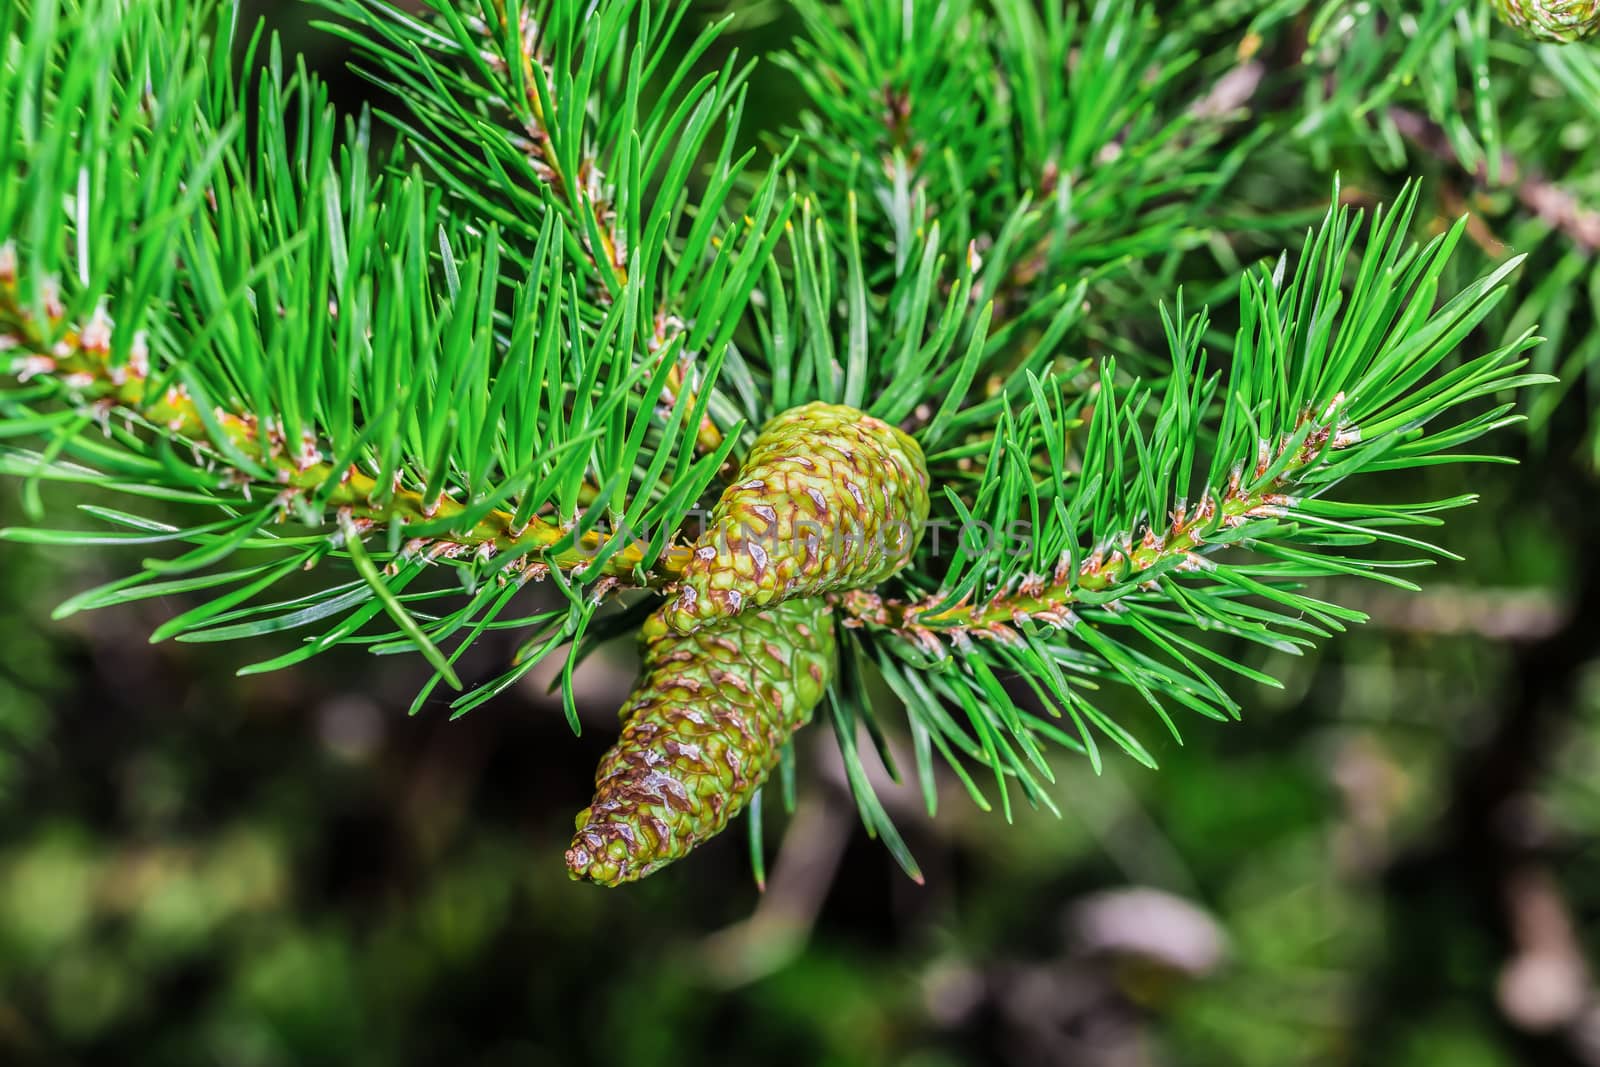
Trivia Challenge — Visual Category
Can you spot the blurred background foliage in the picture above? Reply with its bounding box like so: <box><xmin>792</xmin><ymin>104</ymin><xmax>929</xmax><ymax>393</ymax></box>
<box><xmin>4</xmin><ymin>1</ymin><xmax>1600</xmax><ymax>1065</ymax></box>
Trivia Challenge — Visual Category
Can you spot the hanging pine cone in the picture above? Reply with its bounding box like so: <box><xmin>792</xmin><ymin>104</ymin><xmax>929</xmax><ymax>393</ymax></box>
<box><xmin>664</xmin><ymin>402</ymin><xmax>930</xmax><ymax>634</ymax></box>
<box><xmin>566</xmin><ymin>596</ymin><xmax>836</xmax><ymax>886</ymax></box>
<box><xmin>1492</xmin><ymin>0</ymin><xmax>1600</xmax><ymax>41</ymax></box>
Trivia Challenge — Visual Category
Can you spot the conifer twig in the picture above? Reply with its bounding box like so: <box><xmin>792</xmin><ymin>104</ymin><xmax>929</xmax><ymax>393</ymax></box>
<box><xmin>838</xmin><ymin>405</ymin><xmax>1355</xmax><ymax>650</ymax></box>
<box><xmin>0</xmin><ymin>260</ymin><xmax>692</xmax><ymax>588</ymax></box>
<box><xmin>481</xmin><ymin>0</ymin><xmax>726</xmax><ymax>458</ymax></box>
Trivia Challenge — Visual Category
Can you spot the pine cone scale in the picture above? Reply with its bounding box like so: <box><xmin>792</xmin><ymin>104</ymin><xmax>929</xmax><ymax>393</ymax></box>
<box><xmin>1492</xmin><ymin>0</ymin><xmax>1600</xmax><ymax>40</ymax></box>
<box><xmin>567</xmin><ymin>596</ymin><xmax>837</xmax><ymax>886</ymax></box>
<box><xmin>665</xmin><ymin>402</ymin><xmax>930</xmax><ymax>633</ymax></box>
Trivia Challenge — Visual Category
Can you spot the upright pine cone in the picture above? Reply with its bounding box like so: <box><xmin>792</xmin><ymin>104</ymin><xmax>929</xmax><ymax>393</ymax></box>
<box><xmin>566</xmin><ymin>596</ymin><xmax>836</xmax><ymax>886</ymax></box>
<box><xmin>663</xmin><ymin>402</ymin><xmax>930</xmax><ymax>634</ymax></box>
<box><xmin>1492</xmin><ymin>0</ymin><xmax>1600</xmax><ymax>41</ymax></box>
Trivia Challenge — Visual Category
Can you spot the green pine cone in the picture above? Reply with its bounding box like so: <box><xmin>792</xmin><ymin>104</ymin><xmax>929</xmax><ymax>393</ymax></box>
<box><xmin>1492</xmin><ymin>0</ymin><xmax>1600</xmax><ymax>41</ymax></box>
<box><xmin>566</xmin><ymin>596</ymin><xmax>837</xmax><ymax>886</ymax></box>
<box><xmin>664</xmin><ymin>402</ymin><xmax>930</xmax><ymax>634</ymax></box>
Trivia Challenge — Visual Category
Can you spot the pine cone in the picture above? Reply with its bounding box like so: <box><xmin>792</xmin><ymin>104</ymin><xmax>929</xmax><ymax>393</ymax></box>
<box><xmin>1492</xmin><ymin>0</ymin><xmax>1600</xmax><ymax>41</ymax></box>
<box><xmin>566</xmin><ymin>596</ymin><xmax>836</xmax><ymax>886</ymax></box>
<box><xmin>664</xmin><ymin>402</ymin><xmax>930</xmax><ymax>634</ymax></box>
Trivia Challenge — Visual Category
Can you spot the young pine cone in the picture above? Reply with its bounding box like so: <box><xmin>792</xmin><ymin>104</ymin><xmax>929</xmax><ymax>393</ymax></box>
<box><xmin>1492</xmin><ymin>0</ymin><xmax>1600</xmax><ymax>40</ymax></box>
<box><xmin>566</xmin><ymin>596</ymin><xmax>836</xmax><ymax>886</ymax></box>
<box><xmin>664</xmin><ymin>402</ymin><xmax>930</xmax><ymax>634</ymax></box>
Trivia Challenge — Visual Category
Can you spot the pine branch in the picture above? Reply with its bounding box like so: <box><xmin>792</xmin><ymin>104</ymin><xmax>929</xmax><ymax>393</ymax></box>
<box><xmin>0</xmin><ymin>0</ymin><xmax>1568</xmax><ymax>885</ymax></box>
<box><xmin>839</xmin><ymin>409</ymin><xmax>1355</xmax><ymax>650</ymax></box>
<box><xmin>782</xmin><ymin>0</ymin><xmax>1260</xmax><ymax>336</ymax></box>
<box><xmin>1</xmin><ymin>0</ymin><xmax>738</xmax><ymax>711</ymax></box>
<box><xmin>473</xmin><ymin>0</ymin><xmax>724</xmax><ymax>455</ymax></box>
<box><xmin>1251</xmin><ymin>0</ymin><xmax>1600</xmax><ymax>459</ymax></box>
<box><xmin>0</xmin><ymin>265</ymin><xmax>692</xmax><ymax>586</ymax></box>
<box><xmin>321</xmin><ymin>0</ymin><xmax>786</xmax><ymax>462</ymax></box>
<box><xmin>832</xmin><ymin>186</ymin><xmax>1546</xmax><ymax>802</ymax></box>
